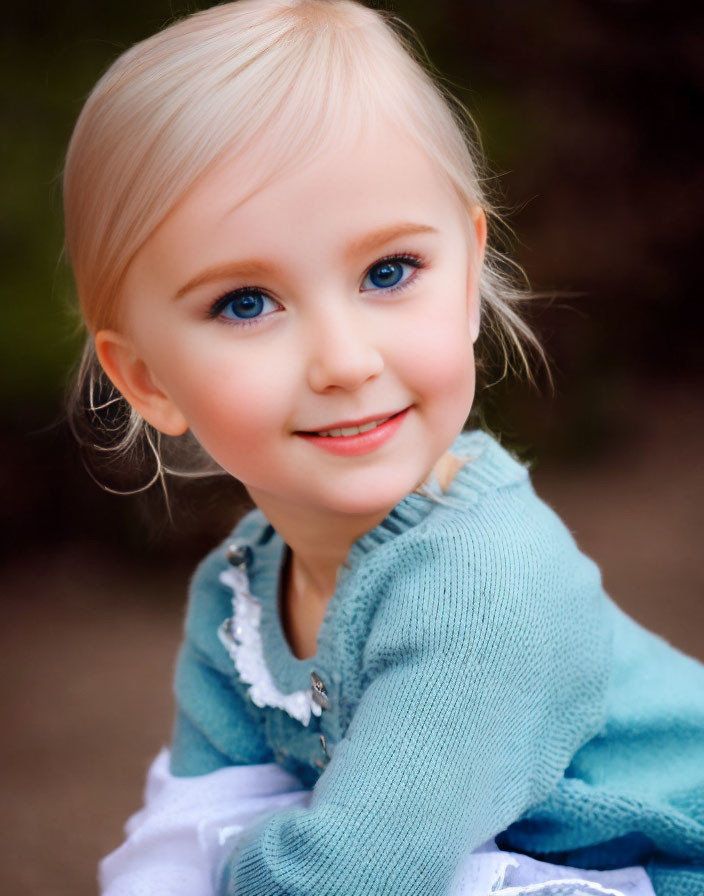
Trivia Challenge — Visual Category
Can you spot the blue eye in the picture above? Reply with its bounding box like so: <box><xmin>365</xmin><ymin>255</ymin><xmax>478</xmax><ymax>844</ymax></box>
<box><xmin>210</xmin><ymin>289</ymin><xmax>280</xmax><ymax>323</ymax></box>
<box><xmin>361</xmin><ymin>255</ymin><xmax>421</xmax><ymax>292</ymax></box>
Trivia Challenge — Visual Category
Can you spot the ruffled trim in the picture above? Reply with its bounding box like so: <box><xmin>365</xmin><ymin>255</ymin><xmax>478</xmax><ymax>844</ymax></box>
<box><xmin>217</xmin><ymin>566</ymin><xmax>322</xmax><ymax>727</ymax></box>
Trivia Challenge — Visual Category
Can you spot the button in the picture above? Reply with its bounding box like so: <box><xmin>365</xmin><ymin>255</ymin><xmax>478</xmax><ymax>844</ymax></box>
<box><xmin>310</xmin><ymin>672</ymin><xmax>329</xmax><ymax>710</ymax></box>
<box><xmin>227</xmin><ymin>543</ymin><xmax>253</xmax><ymax>568</ymax></box>
<box><xmin>219</xmin><ymin>617</ymin><xmax>237</xmax><ymax>647</ymax></box>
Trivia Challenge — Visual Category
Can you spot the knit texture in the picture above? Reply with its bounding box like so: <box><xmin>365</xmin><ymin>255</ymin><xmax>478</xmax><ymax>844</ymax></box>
<box><xmin>170</xmin><ymin>430</ymin><xmax>704</xmax><ymax>895</ymax></box>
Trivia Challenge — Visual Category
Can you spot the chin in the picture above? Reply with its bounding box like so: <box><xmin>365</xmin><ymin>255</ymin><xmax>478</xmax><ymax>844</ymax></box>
<box><xmin>316</xmin><ymin>476</ymin><xmax>417</xmax><ymax>520</ymax></box>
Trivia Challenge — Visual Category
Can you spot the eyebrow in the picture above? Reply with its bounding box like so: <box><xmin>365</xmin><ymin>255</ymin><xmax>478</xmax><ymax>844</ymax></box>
<box><xmin>173</xmin><ymin>222</ymin><xmax>438</xmax><ymax>300</ymax></box>
<box><xmin>344</xmin><ymin>222</ymin><xmax>439</xmax><ymax>259</ymax></box>
<box><xmin>174</xmin><ymin>259</ymin><xmax>282</xmax><ymax>300</ymax></box>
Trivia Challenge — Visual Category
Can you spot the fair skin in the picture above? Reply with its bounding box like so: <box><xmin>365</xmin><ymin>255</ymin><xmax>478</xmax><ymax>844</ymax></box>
<box><xmin>96</xmin><ymin>126</ymin><xmax>486</xmax><ymax>658</ymax></box>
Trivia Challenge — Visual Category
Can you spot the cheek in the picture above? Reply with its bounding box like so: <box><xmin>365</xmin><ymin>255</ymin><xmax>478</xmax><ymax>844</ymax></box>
<box><xmin>161</xmin><ymin>346</ymin><xmax>294</xmax><ymax>468</ymax></box>
<box><xmin>395</xmin><ymin>308</ymin><xmax>476</xmax><ymax>403</ymax></box>
<box><xmin>427</xmin><ymin>343</ymin><xmax>475</xmax><ymax>425</ymax></box>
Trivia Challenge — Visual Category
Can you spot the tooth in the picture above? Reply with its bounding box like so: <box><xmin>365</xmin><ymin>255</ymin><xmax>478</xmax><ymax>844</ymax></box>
<box><xmin>359</xmin><ymin>417</ymin><xmax>388</xmax><ymax>433</ymax></box>
<box><xmin>314</xmin><ymin>416</ymin><xmax>391</xmax><ymax>437</ymax></box>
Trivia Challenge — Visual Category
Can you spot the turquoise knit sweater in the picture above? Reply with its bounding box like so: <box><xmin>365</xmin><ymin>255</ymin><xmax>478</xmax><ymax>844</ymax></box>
<box><xmin>170</xmin><ymin>430</ymin><xmax>704</xmax><ymax>895</ymax></box>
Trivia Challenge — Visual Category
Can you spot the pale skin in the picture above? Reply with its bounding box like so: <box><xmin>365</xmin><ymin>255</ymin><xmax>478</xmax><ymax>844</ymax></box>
<box><xmin>95</xmin><ymin>125</ymin><xmax>486</xmax><ymax>659</ymax></box>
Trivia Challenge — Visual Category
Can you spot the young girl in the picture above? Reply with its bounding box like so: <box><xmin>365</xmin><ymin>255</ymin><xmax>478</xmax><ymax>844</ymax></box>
<box><xmin>62</xmin><ymin>1</ymin><xmax>704</xmax><ymax>894</ymax></box>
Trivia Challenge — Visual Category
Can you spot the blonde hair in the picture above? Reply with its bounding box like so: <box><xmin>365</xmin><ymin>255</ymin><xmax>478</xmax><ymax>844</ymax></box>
<box><xmin>64</xmin><ymin>0</ymin><xmax>543</xmax><ymax>494</ymax></box>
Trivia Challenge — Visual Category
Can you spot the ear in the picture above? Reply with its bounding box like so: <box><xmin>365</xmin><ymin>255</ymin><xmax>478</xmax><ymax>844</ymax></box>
<box><xmin>94</xmin><ymin>330</ymin><xmax>189</xmax><ymax>436</ymax></box>
<box><xmin>467</xmin><ymin>206</ymin><xmax>487</xmax><ymax>344</ymax></box>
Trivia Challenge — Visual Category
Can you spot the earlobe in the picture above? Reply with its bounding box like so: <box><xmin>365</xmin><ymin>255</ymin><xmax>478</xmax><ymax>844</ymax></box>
<box><xmin>94</xmin><ymin>330</ymin><xmax>189</xmax><ymax>436</ymax></box>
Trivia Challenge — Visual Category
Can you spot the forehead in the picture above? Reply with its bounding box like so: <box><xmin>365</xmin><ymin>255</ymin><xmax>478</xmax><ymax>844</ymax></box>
<box><xmin>164</xmin><ymin>124</ymin><xmax>466</xmax><ymax>247</ymax></box>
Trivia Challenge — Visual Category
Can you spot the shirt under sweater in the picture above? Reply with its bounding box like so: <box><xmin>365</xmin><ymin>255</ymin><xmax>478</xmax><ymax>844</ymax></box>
<box><xmin>170</xmin><ymin>430</ymin><xmax>704</xmax><ymax>896</ymax></box>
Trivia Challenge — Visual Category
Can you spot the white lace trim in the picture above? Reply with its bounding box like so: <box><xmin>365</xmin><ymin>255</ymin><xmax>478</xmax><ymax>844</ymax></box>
<box><xmin>217</xmin><ymin>566</ymin><xmax>322</xmax><ymax>727</ymax></box>
<box><xmin>451</xmin><ymin>842</ymin><xmax>653</xmax><ymax>896</ymax></box>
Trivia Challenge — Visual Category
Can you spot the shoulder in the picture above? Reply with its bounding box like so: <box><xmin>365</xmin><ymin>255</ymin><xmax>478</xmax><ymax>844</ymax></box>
<box><xmin>441</xmin><ymin>429</ymin><xmax>581</xmax><ymax>553</ymax></box>
<box><xmin>366</xmin><ymin>434</ymin><xmax>610</xmax><ymax>682</ymax></box>
<box><xmin>391</xmin><ymin>432</ymin><xmax>604</xmax><ymax>620</ymax></box>
<box><xmin>362</xmin><ymin>437</ymin><xmax>612</xmax><ymax>761</ymax></box>
<box><xmin>405</xmin><ymin>429</ymin><xmax>591</xmax><ymax>584</ymax></box>
<box><xmin>452</xmin><ymin>433</ymin><xmax>602</xmax><ymax>602</ymax></box>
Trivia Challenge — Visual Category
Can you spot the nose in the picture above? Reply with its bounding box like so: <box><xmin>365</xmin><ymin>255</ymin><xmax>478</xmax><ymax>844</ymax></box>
<box><xmin>305</xmin><ymin>307</ymin><xmax>384</xmax><ymax>394</ymax></box>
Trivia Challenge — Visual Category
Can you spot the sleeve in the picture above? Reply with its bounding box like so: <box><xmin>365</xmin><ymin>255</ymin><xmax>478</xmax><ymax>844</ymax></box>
<box><xmin>646</xmin><ymin>861</ymin><xmax>704</xmax><ymax>896</ymax></box>
<box><xmin>500</xmin><ymin>597</ymin><xmax>704</xmax><ymax>892</ymax></box>
<box><xmin>217</xmin><ymin>487</ymin><xmax>612</xmax><ymax>896</ymax></box>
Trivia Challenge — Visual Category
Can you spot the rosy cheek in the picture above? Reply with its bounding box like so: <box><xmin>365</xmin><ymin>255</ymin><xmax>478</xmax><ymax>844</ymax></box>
<box><xmin>180</xmin><ymin>361</ymin><xmax>291</xmax><ymax>459</ymax></box>
<box><xmin>192</xmin><ymin>388</ymin><xmax>277</xmax><ymax>436</ymax></box>
<box><xmin>407</xmin><ymin>319</ymin><xmax>474</xmax><ymax>391</ymax></box>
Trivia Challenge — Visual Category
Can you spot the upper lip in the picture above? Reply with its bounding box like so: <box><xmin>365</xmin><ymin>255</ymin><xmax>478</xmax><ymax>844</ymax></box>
<box><xmin>297</xmin><ymin>408</ymin><xmax>407</xmax><ymax>433</ymax></box>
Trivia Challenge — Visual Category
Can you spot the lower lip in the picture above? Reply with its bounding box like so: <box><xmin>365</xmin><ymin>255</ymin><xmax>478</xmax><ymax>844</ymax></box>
<box><xmin>296</xmin><ymin>408</ymin><xmax>410</xmax><ymax>457</ymax></box>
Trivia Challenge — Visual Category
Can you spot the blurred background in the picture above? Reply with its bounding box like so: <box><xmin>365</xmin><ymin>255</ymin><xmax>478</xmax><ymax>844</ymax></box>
<box><xmin>2</xmin><ymin>0</ymin><xmax>702</xmax><ymax>892</ymax></box>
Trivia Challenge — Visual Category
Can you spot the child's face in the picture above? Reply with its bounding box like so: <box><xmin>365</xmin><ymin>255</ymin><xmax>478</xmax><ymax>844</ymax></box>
<box><xmin>100</xmin><ymin>125</ymin><xmax>485</xmax><ymax>523</ymax></box>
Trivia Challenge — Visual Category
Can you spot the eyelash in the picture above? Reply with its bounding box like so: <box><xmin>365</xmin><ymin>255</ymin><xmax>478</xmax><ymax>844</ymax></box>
<box><xmin>206</xmin><ymin>252</ymin><xmax>426</xmax><ymax>325</ymax></box>
<box><xmin>362</xmin><ymin>253</ymin><xmax>425</xmax><ymax>294</ymax></box>
<box><xmin>207</xmin><ymin>289</ymin><xmax>281</xmax><ymax>327</ymax></box>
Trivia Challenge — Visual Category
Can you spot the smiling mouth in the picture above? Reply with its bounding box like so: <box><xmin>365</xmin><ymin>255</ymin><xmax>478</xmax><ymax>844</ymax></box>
<box><xmin>299</xmin><ymin>409</ymin><xmax>404</xmax><ymax>438</ymax></box>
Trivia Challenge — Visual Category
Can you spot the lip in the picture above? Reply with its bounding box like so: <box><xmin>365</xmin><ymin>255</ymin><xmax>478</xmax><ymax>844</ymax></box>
<box><xmin>295</xmin><ymin>407</ymin><xmax>410</xmax><ymax>457</ymax></box>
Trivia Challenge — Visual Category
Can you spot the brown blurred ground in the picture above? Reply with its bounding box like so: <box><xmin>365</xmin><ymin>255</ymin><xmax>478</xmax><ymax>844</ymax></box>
<box><xmin>1</xmin><ymin>384</ymin><xmax>702</xmax><ymax>896</ymax></box>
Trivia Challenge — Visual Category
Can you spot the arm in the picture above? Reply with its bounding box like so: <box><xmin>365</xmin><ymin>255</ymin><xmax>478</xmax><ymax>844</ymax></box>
<box><xmin>219</xmin><ymin>497</ymin><xmax>611</xmax><ymax>896</ymax></box>
<box><xmin>501</xmin><ymin>598</ymin><xmax>704</xmax><ymax>893</ymax></box>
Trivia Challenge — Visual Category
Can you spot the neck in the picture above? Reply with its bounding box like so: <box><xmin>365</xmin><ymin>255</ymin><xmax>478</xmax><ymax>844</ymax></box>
<box><xmin>246</xmin><ymin>490</ymin><xmax>394</xmax><ymax>602</ymax></box>
<box><xmin>246</xmin><ymin>451</ymin><xmax>464</xmax><ymax>602</ymax></box>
